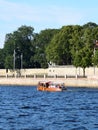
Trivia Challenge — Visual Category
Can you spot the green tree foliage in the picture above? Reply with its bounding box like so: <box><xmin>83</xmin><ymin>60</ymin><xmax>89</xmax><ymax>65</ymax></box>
<box><xmin>70</xmin><ymin>25</ymin><xmax>94</xmax><ymax>76</ymax></box>
<box><xmin>0</xmin><ymin>49</ymin><xmax>5</xmax><ymax>68</ymax></box>
<box><xmin>76</xmin><ymin>47</ymin><xmax>92</xmax><ymax>76</ymax></box>
<box><xmin>83</xmin><ymin>22</ymin><xmax>97</xmax><ymax>29</ymax></box>
<box><xmin>70</xmin><ymin>25</ymin><xmax>83</xmax><ymax>64</ymax></box>
<box><xmin>0</xmin><ymin>22</ymin><xmax>98</xmax><ymax>73</ymax></box>
<box><xmin>4</xmin><ymin>25</ymin><xmax>34</xmax><ymax>69</ymax></box>
<box><xmin>46</xmin><ymin>23</ymin><xmax>97</xmax><ymax>76</ymax></box>
<box><xmin>5</xmin><ymin>55</ymin><xmax>13</xmax><ymax>69</ymax></box>
<box><xmin>46</xmin><ymin>26</ymin><xmax>73</xmax><ymax>65</ymax></box>
<box><xmin>33</xmin><ymin>29</ymin><xmax>59</xmax><ymax>68</ymax></box>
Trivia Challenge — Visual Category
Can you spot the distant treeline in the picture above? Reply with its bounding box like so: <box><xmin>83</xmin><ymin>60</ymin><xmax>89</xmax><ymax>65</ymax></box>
<box><xmin>0</xmin><ymin>22</ymin><xmax>98</xmax><ymax>76</ymax></box>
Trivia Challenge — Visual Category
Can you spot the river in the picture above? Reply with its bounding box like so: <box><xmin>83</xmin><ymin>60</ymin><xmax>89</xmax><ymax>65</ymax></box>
<box><xmin>0</xmin><ymin>86</ymin><xmax>98</xmax><ymax>130</ymax></box>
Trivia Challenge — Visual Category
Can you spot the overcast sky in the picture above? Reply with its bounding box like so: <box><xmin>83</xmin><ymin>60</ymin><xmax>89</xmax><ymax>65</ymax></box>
<box><xmin>0</xmin><ymin>0</ymin><xmax>98</xmax><ymax>48</ymax></box>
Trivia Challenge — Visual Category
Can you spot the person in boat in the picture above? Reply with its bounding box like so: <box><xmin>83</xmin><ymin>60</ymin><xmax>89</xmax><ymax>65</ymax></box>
<box><xmin>46</xmin><ymin>82</ymin><xmax>49</xmax><ymax>88</ymax></box>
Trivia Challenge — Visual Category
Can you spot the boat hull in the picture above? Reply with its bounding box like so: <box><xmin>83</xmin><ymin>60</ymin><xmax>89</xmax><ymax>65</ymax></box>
<box><xmin>37</xmin><ymin>85</ymin><xmax>63</xmax><ymax>92</ymax></box>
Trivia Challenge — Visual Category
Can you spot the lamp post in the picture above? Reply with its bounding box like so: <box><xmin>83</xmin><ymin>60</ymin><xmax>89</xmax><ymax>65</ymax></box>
<box><xmin>13</xmin><ymin>49</ymin><xmax>16</xmax><ymax>71</ymax></box>
<box><xmin>21</xmin><ymin>53</ymin><xmax>23</xmax><ymax>69</ymax></box>
<box><xmin>20</xmin><ymin>53</ymin><xmax>23</xmax><ymax>76</ymax></box>
<box><xmin>93</xmin><ymin>40</ymin><xmax>96</xmax><ymax>75</ymax></box>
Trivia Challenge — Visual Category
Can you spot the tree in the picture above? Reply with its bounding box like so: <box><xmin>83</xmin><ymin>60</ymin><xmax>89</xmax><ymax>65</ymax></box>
<box><xmin>5</xmin><ymin>55</ymin><xmax>13</xmax><ymax>69</ymax></box>
<box><xmin>70</xmin><ymin>25</ymin><xmax>83</xmax><ymax>64</ymax></box>
<box><xmin>33</xmin><ymin>29</ymin><xmax>59</xmax><ymax>68</ymax></box>
<box><xmin>0</xmin><ymin>49</ymin><xmax>5</xmax><ymax>68</ymax></box>
<box><xmin>83</xmin><ymin>22</ymin><xmax>97</xmax><ymax>29</ymax></box>
<box><xmin>46</xmin><ymin>26</ymin><xmax>73</xmax><ymax>65</ymax></box>
<box><xmin>2</xmin><ymin>22</ymin><xmax>98</xmax><ymax>71</ymax></box>
<box><xmin>4</xmin><ymin>25</ymin><xmax>34</xmax><ymax>69</ymax></box>
<box><xmin>71</xmin><ymin>26</ymin><xmax>93</xmax><ymax>76</ymax></box>
<box><xmin>79</xmin><ymin>47</ymin><xmax>92</xmax><ymax>76</ymax></box>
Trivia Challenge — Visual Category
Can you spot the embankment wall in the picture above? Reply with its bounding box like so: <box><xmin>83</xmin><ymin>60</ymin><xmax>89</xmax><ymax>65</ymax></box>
<box><xmin>0</xmin><ymin>66</ymin><xmax>98</xmax><ymax>87</ymax></box>
<box><xmin>0</xmin><ymin>78</ymin><xmax>98</xmax><ymax>88</ymax></box>
<box><xmin>0</xmin><ymin>66</ymin><xmax>97</xmax><ymax>77</ymax></box>
<box><xmin>0</xmin><ymin>77</ymin><xmax>98</xmax><ymax>88</ymax></box>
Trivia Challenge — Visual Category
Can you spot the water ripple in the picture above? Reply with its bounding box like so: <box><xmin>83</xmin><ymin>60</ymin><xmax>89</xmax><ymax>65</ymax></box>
<box><xmin>0</xmin><ymin>86</ymin><xmax>98</xmax><ymax>130</ymax></box>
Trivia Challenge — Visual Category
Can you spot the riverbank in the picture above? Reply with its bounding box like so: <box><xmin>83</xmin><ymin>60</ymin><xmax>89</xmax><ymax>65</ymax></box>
<box><xmin>0</xmin><ymin>77</ymin><xmax>98</xmax><ymax>88</ymax></box>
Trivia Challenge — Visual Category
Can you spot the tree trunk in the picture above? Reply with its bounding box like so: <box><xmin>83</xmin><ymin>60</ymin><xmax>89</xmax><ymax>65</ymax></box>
<box><xmin>83</xmin><ymin>67</ymin><xmax>85</xmax><ymax>77</ymax></box>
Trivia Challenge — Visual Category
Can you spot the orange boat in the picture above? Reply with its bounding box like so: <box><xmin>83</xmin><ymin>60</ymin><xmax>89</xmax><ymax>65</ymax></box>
<box><xmin>37</xmin><ymin>81</ymin><xmax>66</xmax><ymax>92</ymax></box>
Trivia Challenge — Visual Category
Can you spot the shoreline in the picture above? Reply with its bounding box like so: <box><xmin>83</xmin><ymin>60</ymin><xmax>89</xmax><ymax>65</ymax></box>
<box><xmin>0</xmin><ymin>77</ymin><xmax>98</xmax><ymax>88</ymax></box>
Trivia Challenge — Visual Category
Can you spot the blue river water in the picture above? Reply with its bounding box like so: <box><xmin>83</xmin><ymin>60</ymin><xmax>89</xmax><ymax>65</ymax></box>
<box><xmin>0</xmin><ymin>86</ymin><xmax>98</xmax><ymax>130</ymax></box>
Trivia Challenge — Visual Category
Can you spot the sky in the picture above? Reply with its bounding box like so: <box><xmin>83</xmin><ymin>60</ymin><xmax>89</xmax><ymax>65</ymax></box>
<box><xmin>0</xmin><ymin>0</ymin><xmax>98</xmax><ymax>48</ymax></box>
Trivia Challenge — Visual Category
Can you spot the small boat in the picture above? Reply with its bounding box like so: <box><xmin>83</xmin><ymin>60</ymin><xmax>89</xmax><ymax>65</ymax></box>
<box><xmin>37</xmin><ymin>81</ymin><xmax>66</xmax><ymax>92</ymax></box>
